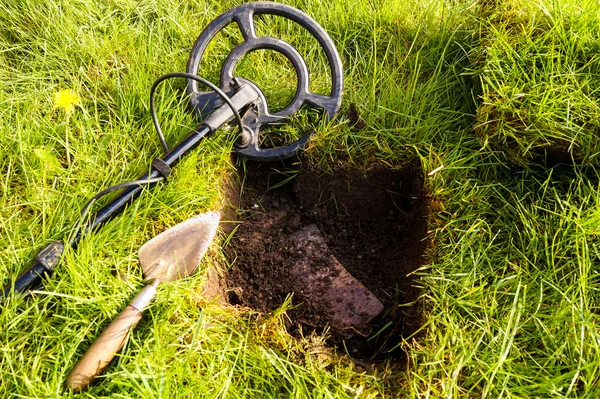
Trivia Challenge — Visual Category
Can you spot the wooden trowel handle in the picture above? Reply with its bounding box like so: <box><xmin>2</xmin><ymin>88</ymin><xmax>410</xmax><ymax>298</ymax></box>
<box><xmin>65</xmin><ymin>280</ymin><xmax>159</xmax><ymax>392</ymax></box>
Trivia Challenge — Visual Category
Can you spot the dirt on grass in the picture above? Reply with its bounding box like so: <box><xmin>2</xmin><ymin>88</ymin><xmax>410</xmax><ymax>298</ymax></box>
<box><xmin>216</xmin><ymin>158</ymin><xmax>429</xmax><ymax>361</ymax></box>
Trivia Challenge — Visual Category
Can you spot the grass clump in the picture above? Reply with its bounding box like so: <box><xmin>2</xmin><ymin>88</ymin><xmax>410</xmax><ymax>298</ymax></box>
<box><xmin>474</xmin><ymin>0</ymin><xmax>600</xmax><ymax>165</ymax></box>
<box><xmin>408</xmin><ymin>141</ymin><xmax>600</xmax><ymax>396</ymax></box>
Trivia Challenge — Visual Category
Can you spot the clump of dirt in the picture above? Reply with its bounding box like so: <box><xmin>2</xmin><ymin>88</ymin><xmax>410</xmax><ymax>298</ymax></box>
<box><xmin>221</xmin><ymin>159</ymin><xmax>429</xmax><ymax>361</ymax></box>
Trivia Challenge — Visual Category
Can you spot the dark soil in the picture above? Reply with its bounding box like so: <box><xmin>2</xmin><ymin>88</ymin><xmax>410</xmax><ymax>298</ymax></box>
<box><xmin>221</xmin><ymin>158</ymin><xmax>429</xmax><ymax>361</ymax></box>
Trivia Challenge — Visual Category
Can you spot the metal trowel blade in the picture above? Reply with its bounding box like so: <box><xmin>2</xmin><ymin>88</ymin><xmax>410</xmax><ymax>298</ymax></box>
<box><xmin>138</xmin><ymin>211</ymin><xmax>220</xmax><ymax>283</ymax></box>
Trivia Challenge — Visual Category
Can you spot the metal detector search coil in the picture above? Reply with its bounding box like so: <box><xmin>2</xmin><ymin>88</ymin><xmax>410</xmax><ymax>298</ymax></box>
<box><xmin>186</xmin><ymin>1</ymin><xmax>344</xmax><ymax>160</ymax></box>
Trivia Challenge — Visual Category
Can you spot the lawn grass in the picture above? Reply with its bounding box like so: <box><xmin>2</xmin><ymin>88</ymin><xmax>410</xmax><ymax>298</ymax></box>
<box><xmin>474</xmin><ymin>0</ymin><xmax>600</xmax><ymax>165</ymax></box>
<box><xmin>1</xmin><ymin>0</ymin><xmax>600</xmax><ymax>398</ymax></box>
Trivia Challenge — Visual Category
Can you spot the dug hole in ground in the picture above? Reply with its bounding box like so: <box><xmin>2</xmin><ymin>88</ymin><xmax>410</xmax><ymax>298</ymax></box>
<box><xmin>205</xmin><ymin>158</ymin><xmax>429</xmax><ymax>363</ymax></box>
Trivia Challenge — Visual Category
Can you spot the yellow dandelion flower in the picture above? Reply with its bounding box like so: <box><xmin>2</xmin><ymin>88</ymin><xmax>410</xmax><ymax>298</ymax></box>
<box><xmin>53</xmin><ymin>89</ymin><xmax>81</xmax><ymax>115</ymax></box>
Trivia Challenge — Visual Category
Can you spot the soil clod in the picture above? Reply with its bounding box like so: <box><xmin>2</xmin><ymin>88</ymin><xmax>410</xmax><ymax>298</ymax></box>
<box><xmin>290</xmin><ymin>224</ymin><xmax>384</xmax><ymax>334</ymax></box>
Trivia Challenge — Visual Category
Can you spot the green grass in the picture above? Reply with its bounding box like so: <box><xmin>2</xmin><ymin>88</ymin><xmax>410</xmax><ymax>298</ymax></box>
<box><xmin>474</xmin><ymin>0</ymin><xmax>600</xmax><ymax>164</ymax></box>
<box><xmin>2</xmin><ymin>0</ymin><xmax>600</xmax><ymax>397</ymax></box>
<box><xmin>408</xmin><ymin>149</ymin><xmax>600</xmax><ymax>397</ymax></box>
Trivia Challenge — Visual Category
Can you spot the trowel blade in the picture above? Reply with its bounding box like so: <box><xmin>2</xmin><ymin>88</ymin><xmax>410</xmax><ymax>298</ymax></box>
<box><xmin>138</xmin><ymin>211</ymin><xmax>220</xmax><ymax>283</ymax></box>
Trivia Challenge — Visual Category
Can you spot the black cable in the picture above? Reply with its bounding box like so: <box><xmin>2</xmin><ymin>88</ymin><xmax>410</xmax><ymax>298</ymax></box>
<box><xmin>78</xmin><ymin>177</ymin><xmax>165</xmax><ymax>224</ymax></box>
<box><xmin>150</xmin><ymin>72</ymin><xmax>245</xmax><ymax>154</ymax></box>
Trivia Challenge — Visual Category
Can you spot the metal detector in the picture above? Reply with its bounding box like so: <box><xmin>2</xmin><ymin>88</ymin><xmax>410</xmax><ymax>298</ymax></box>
<box><xmin>3</xmin><ymin>1</ymin><xmax>343</xmax><ymax>296</ymax></box>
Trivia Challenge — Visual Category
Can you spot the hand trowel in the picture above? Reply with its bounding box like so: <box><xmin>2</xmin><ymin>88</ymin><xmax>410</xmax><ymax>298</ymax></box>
<box><xmin>65</xmin><ymin>211</ymin><xmax>220</xmax><ymax>392</ymax></box>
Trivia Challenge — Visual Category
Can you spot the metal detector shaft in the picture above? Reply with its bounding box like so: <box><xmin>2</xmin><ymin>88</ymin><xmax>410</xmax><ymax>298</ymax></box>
<box><xmin>3</xmin><ymin>84</ymin><xmax>259</xmax><ymax>297</ymax></box>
